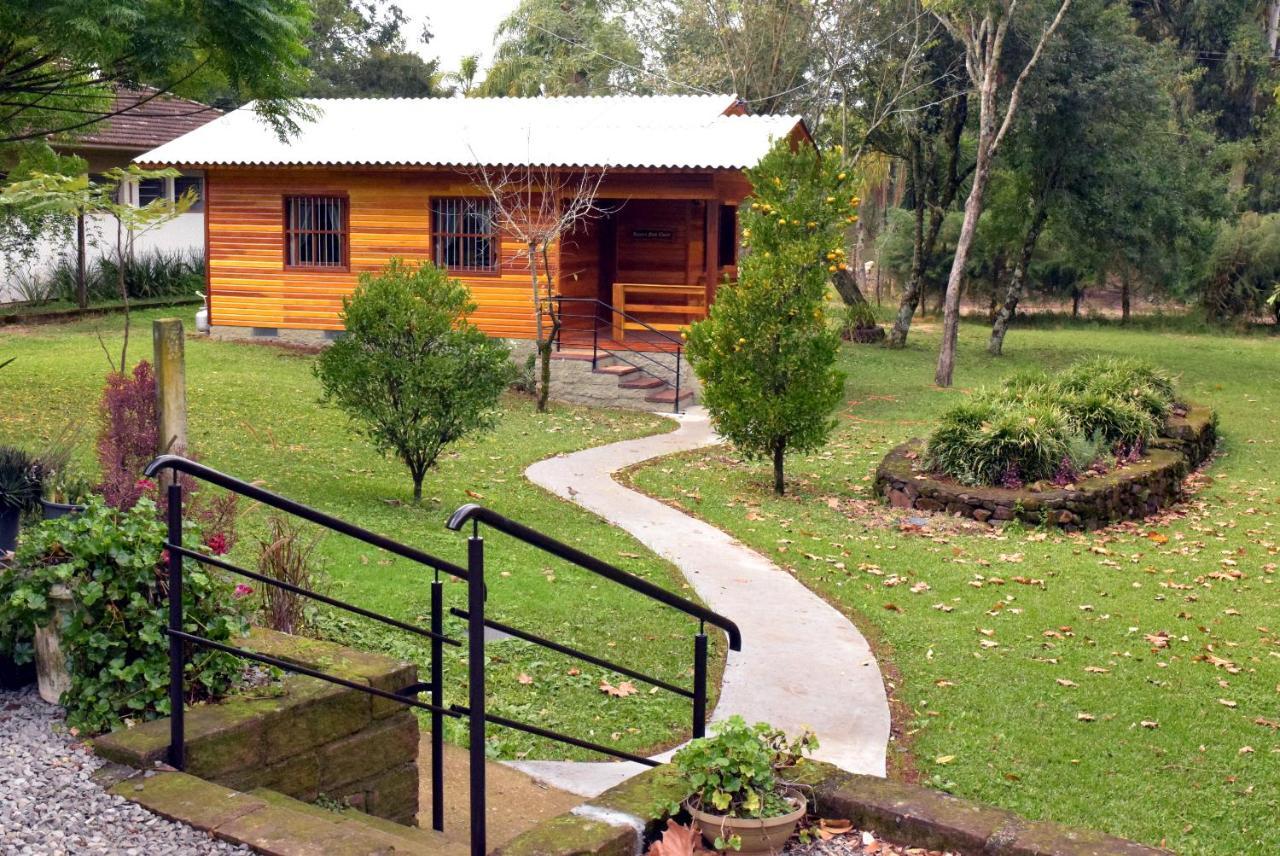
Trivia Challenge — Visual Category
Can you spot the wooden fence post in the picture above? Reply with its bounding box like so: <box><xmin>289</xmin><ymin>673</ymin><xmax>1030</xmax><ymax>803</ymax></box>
<box><xmin>153</xmin><ymin>318</ymin><xmax>188</xmax><ymax>482</ymax></box>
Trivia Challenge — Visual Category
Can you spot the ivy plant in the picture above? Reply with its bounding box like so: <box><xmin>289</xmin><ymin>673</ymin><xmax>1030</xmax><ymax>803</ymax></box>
<box><xmin>0</xmin><ymin>497</ymin><xmax>248</xmax><ymax>734</ymax></box>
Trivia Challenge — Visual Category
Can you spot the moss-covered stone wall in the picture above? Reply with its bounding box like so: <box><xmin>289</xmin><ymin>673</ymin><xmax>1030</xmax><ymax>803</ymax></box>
<box><xmin>874</xmin><ymin>404</ymin><xmax>1216</xmax><ymax>531</ymax></box>
<box><xmin>93</xmin><ymin>627</ymin><xmax>420</xmax><ymax>825</ymax></box>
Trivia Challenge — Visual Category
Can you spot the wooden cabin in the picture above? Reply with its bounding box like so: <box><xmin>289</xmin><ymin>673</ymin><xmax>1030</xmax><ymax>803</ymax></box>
<box><xmin>137</xmin><ymin>95</ymin><xmax>806</xmax><ymax>347</ymax></box>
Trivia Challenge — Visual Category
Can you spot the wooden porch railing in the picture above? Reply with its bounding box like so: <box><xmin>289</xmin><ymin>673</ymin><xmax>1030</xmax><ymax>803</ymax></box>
<box><xmin>610</xmin><ymin>282</ymin><xmax>708</xmax><ymax>341</ymax></box>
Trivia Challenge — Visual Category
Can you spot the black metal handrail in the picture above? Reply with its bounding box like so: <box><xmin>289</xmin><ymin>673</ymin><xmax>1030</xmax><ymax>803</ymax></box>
<box><xmin>148</xmin><ymin>457</ymin><xmax>744</xmax><ymax>856</ymax></box>
<box><xmin>144</xmin><ymin>455</ymin><xmax>468</xmax><ymax>580</ymax></box>
<box><xmin>446</xmin><ymin>502</ymin><xmax>742</xmax><ymax>651</ymax></box>
<box><xmin>552</xmin><ymin>295</ymin><xmax>684</xmax><ymax>348</ymax></box>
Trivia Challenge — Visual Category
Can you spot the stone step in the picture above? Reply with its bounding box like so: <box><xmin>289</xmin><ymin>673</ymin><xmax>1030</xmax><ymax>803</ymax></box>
<box><xmin>645</xmin><ymin>387</ymin><xmax>695</xmax><ymax>405</ymax></box>
<box><xmin>617</xmin><ymin>376</ymin><xmax>665</xmax><ymax>390</ymax></box>
<box><xmin>108</xmin><ymin>769</ymin><xmax>464</xmax><ymax>856</ymax></box>
<box><xmin>549</xmin><ymin>350</ymin><xmax>596</xmax><ymax>362</ymax></box>
<box><xmin>593</xmin><ymin>364</ymin><xmax>638</xmax><ymax>377</ymax></box>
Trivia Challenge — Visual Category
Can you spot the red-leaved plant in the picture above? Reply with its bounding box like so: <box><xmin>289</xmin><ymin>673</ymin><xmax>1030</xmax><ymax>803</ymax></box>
<box><xmin>95</xmin><ymin>360</ymin><xmax>239</xmax><ymax>551</ymax></box>
<box><xmin>96</xmin><ymin>361</ymin><xmax>159</xmax><ymax>509</ymax></box>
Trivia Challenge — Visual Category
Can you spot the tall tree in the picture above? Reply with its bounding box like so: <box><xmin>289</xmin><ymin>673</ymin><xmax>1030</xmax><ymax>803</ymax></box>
<box><xmin>0</xmin><ymin>0</ymin><xmax>312</xmax><ymax>145</ymax></box>
<box><xmin>931</xmin><ymin>0</ymin><xmax>1073</xmax><ymax>387</ymax></box>
<box><xmin>302</xmin><ymin>0</ymin><xmax>447</xmax><ymax>97</ymax></box>
<box><xmin>482</xmin><ymin>0</ymin><xmax>645</xmax><ymax>96</ymax></box>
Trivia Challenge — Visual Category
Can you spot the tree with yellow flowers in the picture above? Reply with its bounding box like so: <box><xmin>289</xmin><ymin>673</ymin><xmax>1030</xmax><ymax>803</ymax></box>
<box><xmin>685</xmin><ymin>139</ymin><xmax>855</xmax><ymax>495</ymax></box>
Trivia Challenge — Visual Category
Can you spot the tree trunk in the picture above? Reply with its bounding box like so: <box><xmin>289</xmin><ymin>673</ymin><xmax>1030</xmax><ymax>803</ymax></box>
<box><xmin>935</xmin><ymin>155</ymin><xmax>991</xmax><ymax>386</ymax></box>
<box><xmin>988</xmin><ymin>201</ymin><xmax>1048</xmax><ymax>356</ymax></box>
<box><xmin>412</xmin><ymin>470</ymin><xmax>424</xmax><ymax>503</ymax></box>
<box><xmin>1120</xmin><ymin>270</ymin><xmax>1131</xmax><ymax>325</ymax></box>
<box><xmin>1269</xmin><ymin>1</ymin><xmax>1280</xmax><ymax>56</ymax></box>
<box><xmin>831</xmin><ymin>267</ymin><xmax>868</xmax><ymax>306</ymax></box>
<box><xmin>75</xmin><ymin>213</ymin><xmax>87</xmax><ymax>309</ymax></box>
<box><xmin>772</xmin><ymin>443</ymin><xmax>785</xmax><ymax>496</ymax></box>
<box><xmin>527</xmin><ymin>241</ymin><xmax>549</xmax><ymax>412</ymax></box>
<box><xmin>889</xmin><ymin>140</ymin><xmax>928</xmax><ymax>348</ymax></box>
<box><xmin>1072</xmin><ymin>286</ymin><xmax>1082</xmax><ymax>318</ymax></box>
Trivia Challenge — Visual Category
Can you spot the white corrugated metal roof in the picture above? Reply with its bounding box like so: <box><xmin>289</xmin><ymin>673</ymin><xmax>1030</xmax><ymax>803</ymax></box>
<box><xmin>135</xmin><ymin>95</ymin><xmax>803</xmax><ymax>170</ymax></box>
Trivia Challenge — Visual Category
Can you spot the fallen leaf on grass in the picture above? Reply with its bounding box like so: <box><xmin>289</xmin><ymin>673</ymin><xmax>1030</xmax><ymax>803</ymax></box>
<box><xmin>934</xmin><ymin>755</ymin><xmax>955</xmax><ymax>765</ymax></box>
<box><xmin>1141</xmin><ymin>720</ymin><xmax>1160</xmax><ymax>729</ymax></box>
<box><xmin>1077</xmin><ymin>712</ymin><xmax>1096</xmax><ymax>722</ymax></box>
<box><xmin>600</xmin><ymin>680</ymin><xmax>638</xmax><ymax>698</ymax></box>
<box><xmin>1056</xmin><ymin>678</ymin><xmax>1078</xmax><ymax>688</ymax></box>
<box><xmin>815</xmin><ymin>818</ymin><xmax>853</xmax><ymax>840</ymax></box>
<box><xmin>1084</xmin><ymin>666</ymin><xmax>1111</xmax><ymax>674</ymax></box>
<box><xmin>1219</xmin><ymin>698</ymin><xmax>1238</xmax><ymax>708</ymax></box>
<box><xmin>517</xmin><ymin>673</ymin><xmax>533</xmax><ymax>685</ymax></box>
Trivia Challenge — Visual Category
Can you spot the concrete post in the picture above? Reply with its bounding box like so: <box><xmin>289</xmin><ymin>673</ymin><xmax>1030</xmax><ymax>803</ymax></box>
<box><xmin>153</xmin><ymin>318</ymin><xmax>188</xmax><ymax>478</ymax></box>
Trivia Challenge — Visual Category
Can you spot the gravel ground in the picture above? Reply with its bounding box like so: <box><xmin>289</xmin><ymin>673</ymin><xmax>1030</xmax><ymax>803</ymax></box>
<box><xmin>786</xmin><ymin>826</ymin><xmax>958</xmax><ymax>856</ymax></box>
<box><xmin>0</xmin><ymin>686</ymin><xmax>252</xmax><ymax>855</ymax></box>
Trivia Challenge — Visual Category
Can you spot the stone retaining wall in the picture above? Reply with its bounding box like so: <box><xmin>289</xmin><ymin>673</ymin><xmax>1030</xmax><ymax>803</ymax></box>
<box><xmin>94</xmin><ymin>628</ymin><xmax>420</xmax><ymax>825</ymax></box>
<box><xmin>875</xmin><ymin>405</ymin><xmax>1216</xmax><ymax>531</ymax></box>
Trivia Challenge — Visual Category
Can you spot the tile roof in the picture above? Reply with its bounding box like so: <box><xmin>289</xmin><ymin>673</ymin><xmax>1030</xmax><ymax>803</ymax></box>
<box><xmin>135</xmin><ymin>95</ymin><xmax>804</xmax><ymax>171</ymax></box>
<box><xmin>61</xmin><ymin>87</ymin><xmax>222</xmax><ymax>151</ymax></box>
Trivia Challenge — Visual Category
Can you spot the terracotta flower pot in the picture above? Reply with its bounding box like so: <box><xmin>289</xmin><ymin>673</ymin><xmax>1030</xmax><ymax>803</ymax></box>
<box><xmin>686</xmin><ymin>795</ymin><xmax>806</xmax><ymax>856</ymax></box>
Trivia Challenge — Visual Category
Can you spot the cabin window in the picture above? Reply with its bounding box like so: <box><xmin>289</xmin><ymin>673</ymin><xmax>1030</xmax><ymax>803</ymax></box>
<box><xmin>138</xmin><ymin>178</ymin><xmax>166</xmax><ymax>206</ymax></box>
<box><xmin>284</xmin><ymin>195</ymin><xmax>347</xmax><ymax>269</ymax></box>
<box><xmin>174</xmin><ymin>176</ymin><xmax>204</xmax><ymax>212</ymax></box>
<box><xmin>431</xmin><ymin>197</ymin><xmax>498</xmax><ymax>273</ymax></box>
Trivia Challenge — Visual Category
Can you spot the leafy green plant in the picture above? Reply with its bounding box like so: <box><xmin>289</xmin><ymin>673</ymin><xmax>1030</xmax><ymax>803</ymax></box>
<box><xmin>315</xmin><ymin>259</ymin><xmax>513</xmax><ymax>502</ymax></box>
<box><xmin>664</xmin><ymin>716</ymin><xmax>817</xmax><ymax>849</ymax></box>
<box><xmin>0</xmin><ymin>497</ymin><xmax>248</xmax><ymax>733</ymax></box>
<box><xmin>255</xmin><ymin>512</ymin><xmax>326</xmax><ymax>636</ymax></box>
<box><xmin>686</xmin><ymin>140</ymin><xmax>851</xmax><ymax>495</ymax></box>
<box><xmin>837</xmin><ymin>301</ymin><xmax>877</xmax><ymax>338</ymax></box>
<box><xmin>927</xmin><ymin>398</ymin><xmax>1071</xmax><ymax>487</ymax></box>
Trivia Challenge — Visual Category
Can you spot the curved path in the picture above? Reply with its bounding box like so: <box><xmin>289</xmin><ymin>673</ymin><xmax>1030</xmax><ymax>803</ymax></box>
<box><xmin>507</xmin><ymin>407</ymin><xmax>890</xmax><ymax>796</ymax></box>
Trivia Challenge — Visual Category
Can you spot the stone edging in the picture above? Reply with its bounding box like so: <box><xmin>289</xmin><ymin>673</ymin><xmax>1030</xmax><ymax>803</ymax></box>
<box><xmin>875</xmin><ymin>405</ymin><xmax>1216</xmax><ymax>531</ymax></box>
<box><xmin>495</xmin><ymin>760</ymin><xmax>1170</xmax><ymax>856</ymax></box>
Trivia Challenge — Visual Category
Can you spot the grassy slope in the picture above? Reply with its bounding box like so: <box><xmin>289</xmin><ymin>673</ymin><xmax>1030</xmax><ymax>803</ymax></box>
<box><xmin>0</xmin><ymin>309</ymin><xmax>719</xmax><ymax>760</ymax></box>
<box><xmin>629</xmin><ymin>317</ymin><xmax>1279</xmax><ymax>855</ymax></box>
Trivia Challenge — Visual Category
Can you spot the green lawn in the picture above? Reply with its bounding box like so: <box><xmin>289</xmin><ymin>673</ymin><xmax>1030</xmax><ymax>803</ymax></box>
<box><xmin>0</xmin><ymin>309</ymin><xmax>719</xmax><ymax>760</ymax></box>
<box><xmin>628</xmin><ymin>317</ymin><xmax>1279</xmax><ymax>855</ymax></box>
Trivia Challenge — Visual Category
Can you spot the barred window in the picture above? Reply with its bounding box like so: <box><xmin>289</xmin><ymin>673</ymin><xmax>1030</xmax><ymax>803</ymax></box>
<box><xmin>285</xmin><ymin>195</ymin><xmax>347</xmax><ymax>268</ymax></box>
<box><xmin>431</xmin><ymin>197</ymin><xmax>498</xmax><ymax>273</ymax></box>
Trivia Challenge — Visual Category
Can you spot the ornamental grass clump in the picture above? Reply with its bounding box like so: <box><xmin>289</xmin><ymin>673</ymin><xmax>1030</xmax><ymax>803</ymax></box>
<box><xmin>927</xmin><ymin>357</ymin><xmax>1180</xmax><ymax>487</ymax></box>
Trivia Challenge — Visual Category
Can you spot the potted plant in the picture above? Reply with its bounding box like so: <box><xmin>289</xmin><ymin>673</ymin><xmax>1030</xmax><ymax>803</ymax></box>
<box><xmin>40</xmin><ymin>467</ymin><xmax>91</xmax><ymax>520</ymax></box>
<box><xmin>0</xmin><ymin>446</ymin><xmax>41</xmax><ymax>555</ymax></box>
<box><xmin>665</xmin><ymin>717</ymin><xmax>817</xmax><ymax>854</ymax></box>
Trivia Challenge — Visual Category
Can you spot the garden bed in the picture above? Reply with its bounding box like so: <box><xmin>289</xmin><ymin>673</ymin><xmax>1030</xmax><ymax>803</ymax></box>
<box><xmin>875</xmin><ymin>404</ymin><xmax>1216</xmax><ymax>530</ymax></box>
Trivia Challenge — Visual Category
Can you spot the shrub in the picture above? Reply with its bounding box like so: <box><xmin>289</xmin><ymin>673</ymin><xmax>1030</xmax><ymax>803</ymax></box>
<box><xmin>315</xmin><ymin>259</ymin><xmax>513</xmax><ymax>502</ymax></box>
<box><xmin>926</xmin><ymin>357</ymin><xmax>1181</xmax><ymax>487</ymax></box>
<box><xmin>927</xmin><ymin>399</ymin><xmax>1071</xmax><ymax>487</ymax></box>
<box><xmin>686</xmin><ymin>140</ymin><xmax>850</xmax><ymax>496</ymax></box>
<box><xmin>1200</xmin><ymin>211</ymin><xmax>1280</xmax><ymax>324</ymax></box>
<box><xmin>837</xmin><ymin>301</ymin><xmax>877</xmax><ymax>338</ymax></box>
<box><xmin>0</xmin><ymin>497</ymin><xmax>248</xmax><ymax>733</ymax></box>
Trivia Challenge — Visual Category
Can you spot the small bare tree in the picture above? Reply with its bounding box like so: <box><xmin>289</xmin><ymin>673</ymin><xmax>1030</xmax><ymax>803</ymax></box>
<box><xmin>469</xmin><ymin>162</ymin><xmax>607</xmax><ymax>412</ymax></box>
<box><xmin>930</xmin><ymin>0</ymin><xmax>1073</xmax><ymax>387</ymax></box>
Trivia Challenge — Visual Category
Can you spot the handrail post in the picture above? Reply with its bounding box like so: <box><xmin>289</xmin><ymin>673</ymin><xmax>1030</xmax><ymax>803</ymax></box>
<box><xmin>692</xmin><ymin>625</ymin><xmax>708</xmax><ymax>739</ymax></box>
<box><xmin>592</xmin><ymin>322</ymin><xmax>598</xmax><ymax>371</ymax></box>
<box><xmin>430</xmin><ymin>573</ymin><xmax>445</xmax><ymax>833</ymax></box>
<box><xmin>674</xmin><ymin>349</ymin><xmax>682</xmax><ymax>414</ymax></box>
<box><xmin>166</xmin><ymin>482</ymin><xmax>186</xmax><ymax>769</ymax></box>
<box><xmin>467</xmin><ymin>529</ymin><xmax>487</xmax><ymax>855</ymax></box>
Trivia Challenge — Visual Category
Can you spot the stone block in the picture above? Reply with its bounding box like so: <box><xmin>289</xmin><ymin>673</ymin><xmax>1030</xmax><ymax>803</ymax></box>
<box><xmin>320</xmin><ymin>710</ymin><xmax>419</xmax><ymax>791</ymax></box>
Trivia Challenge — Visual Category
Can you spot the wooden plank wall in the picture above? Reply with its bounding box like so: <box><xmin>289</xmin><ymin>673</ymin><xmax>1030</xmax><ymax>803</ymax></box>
<box><xmin>207</xmin><ymin>168</ymin><xmax>557</xmax><ymax>338</ymax></box>
<box><xmin>206</xmin><ymin>167</ymin><xmax>747</xmax><ymax>338</ymax></box>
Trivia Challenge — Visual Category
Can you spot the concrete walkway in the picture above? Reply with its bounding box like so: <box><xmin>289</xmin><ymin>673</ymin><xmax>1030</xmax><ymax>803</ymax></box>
<box><xmin>508</xmin><ymin>407</ymin><xmax>891</xmax><ymax>796</ymax></box>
